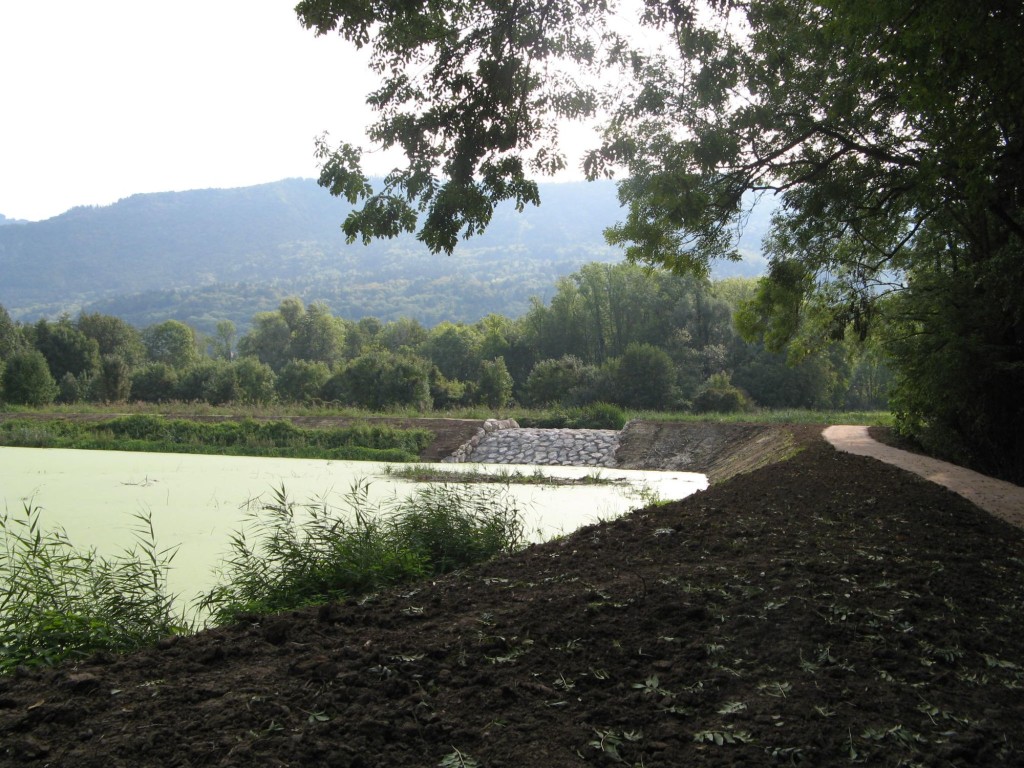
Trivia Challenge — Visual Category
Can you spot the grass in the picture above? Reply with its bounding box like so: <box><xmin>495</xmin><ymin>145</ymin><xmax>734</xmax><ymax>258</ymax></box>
<box><xmin>0</xmin><ymin>503</ymin><xmax>189</xmax><ymax>673</ymax></box>
<box><xmin>626</xmin><ymin>408</ymin><xmax>893</xmax><ymax>425</ymax></box>
<box><xmin>382</xmin><ymin>464</ymin><xmax>624</xmax><ymax>486</ymax></box>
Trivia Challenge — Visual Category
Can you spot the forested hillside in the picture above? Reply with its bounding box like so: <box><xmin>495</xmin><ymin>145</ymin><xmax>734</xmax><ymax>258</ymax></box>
<box><xmin>0</xmin><ymin>179</ymin><xmax>770</xmax><ymax>333</ymax></box>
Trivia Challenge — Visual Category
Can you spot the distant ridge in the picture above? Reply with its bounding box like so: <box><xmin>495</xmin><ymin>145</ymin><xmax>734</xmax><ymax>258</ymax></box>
<box><xmin>0</xmin><ymin>212</ymin><xmax>28</xmax><ymax>226</ymax></box>
<box><xmin>0</xmin><ymin>178</ymin><xmax>769</xmax><ymax>333</ymax></box>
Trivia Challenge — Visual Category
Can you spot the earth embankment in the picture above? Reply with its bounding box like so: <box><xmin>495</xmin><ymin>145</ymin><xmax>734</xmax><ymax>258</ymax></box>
<box><xmin>615</xmin><ymin>420</ymin><xmax>810</xmax><ymax>482</ymax></box>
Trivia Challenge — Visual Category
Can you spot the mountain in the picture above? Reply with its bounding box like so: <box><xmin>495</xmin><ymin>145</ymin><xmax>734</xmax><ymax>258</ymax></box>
<box><xmin>0</xmin><ymin>179</ymin><xmax>771</xmax><ymax>333</ymax></box>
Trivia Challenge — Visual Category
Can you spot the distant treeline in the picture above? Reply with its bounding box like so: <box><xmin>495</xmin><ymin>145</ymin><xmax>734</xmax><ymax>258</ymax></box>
<box><xmin>0</xmin><ymin>262</ymin><xmax>889</xmax><ymax>413</ymax></box>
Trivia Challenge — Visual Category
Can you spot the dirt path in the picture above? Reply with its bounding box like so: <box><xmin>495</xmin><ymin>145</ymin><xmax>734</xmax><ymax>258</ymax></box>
<box><xmin>824</xmin><ymin>424</ymin><xmax>1024</xmax><ymax>529</ymax></box>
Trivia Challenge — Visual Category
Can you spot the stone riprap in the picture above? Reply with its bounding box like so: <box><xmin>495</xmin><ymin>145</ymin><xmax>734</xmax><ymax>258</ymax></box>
<box><xmin>444</xmin><ymin>419</ymin><xmax>620</xmax><ymax>467</ymax></box>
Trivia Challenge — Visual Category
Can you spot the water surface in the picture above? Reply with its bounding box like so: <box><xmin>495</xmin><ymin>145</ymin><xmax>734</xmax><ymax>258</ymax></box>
<box><xmin>1</xmin><ymin>447</ymin><xmax>706</xmax><ymax>606</ymax></box>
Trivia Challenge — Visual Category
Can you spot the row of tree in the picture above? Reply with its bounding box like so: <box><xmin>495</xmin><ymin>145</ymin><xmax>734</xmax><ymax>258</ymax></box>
<box><xmin>0</xmin><ymin>263</ymin><xmax>889</xmax><ymax>413</ymax></box>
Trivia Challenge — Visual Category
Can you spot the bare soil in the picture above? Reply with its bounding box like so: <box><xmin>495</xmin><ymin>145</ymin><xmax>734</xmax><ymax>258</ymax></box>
<box><xmin>2</xmin><ymin>421</ymin><xmax>1023</xmax><ymax>767</ymax></box>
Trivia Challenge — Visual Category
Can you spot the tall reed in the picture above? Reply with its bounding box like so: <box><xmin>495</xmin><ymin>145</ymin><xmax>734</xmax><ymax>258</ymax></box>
<box><xmin>198</xmin><ymin>482</ymin><xmax>527</xmax><ymax>625</ymax></box>
<box><xmin>0</xmin><ymin>505</ymin><xmax>188</xmax><ymax>673</ymax></box>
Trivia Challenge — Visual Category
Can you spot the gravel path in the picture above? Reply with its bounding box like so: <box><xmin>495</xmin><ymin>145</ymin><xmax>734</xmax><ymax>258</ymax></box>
<box><xmin>823</xmin><ymin>424</ymin><xmax>1024</xmax><ymax>530</ymax></box>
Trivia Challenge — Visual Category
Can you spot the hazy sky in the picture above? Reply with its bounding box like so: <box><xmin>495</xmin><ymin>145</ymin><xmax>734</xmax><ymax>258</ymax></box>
<box><xmin>0</xmin><ymin>1</ymin><xmax>404</xmax><ymax>222</ymax></box>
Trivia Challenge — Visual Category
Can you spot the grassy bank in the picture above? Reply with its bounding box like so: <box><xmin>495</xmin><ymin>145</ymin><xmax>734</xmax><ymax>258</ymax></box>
<box><xmin>624</xmin><ymin>407</ymin><xmax>893</xmax><ymax>426</ymax></box>
<box><xmin>0</xmin><ymin>414</ymin><xmax>432</xmax><ymax>461</ymax></box>
<box><xmin>382</xmin><ymin>463</ymin><xmax>625</xmax><ymax>486</ymax></box>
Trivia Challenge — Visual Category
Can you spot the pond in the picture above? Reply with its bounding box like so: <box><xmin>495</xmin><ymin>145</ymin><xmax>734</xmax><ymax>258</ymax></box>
<box><xmin>0</xmin><ymin>447</ymin><xmax>707</xmax><ymax>608</ymax></box>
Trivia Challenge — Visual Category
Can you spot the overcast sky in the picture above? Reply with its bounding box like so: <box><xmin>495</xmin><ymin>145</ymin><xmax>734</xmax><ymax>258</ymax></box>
<box><xmin>0</xmin><ymin>1</ymin><xmax>407</xmax><ymax>222</ymax></box>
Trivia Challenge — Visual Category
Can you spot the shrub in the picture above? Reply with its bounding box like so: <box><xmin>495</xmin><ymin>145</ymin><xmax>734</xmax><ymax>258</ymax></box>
<box><xmin>276</xmin><ymin>359</ymin><xmax>331</xmax><ymax>403</ymax></box>
<box><xmin>525</xmin><ymin>355</ymin><xmax>598</xmax><ymax>406</ymax></box>
<box><xmin>575</xmin><ymin>402</ymin><xmax>627</xmax><ymax>430</ymax></box>
<box><xmin>691</xmin><ymin>372</ymin><xmax>753</xmax><ymax>414</ymax></box>
<box><xmin>1</xmin><ymin>349</ymin><xmax>58</xmax><ymax>406</ymax></box>
<box><xmin>339</xmin><ymin>350</ymin><xmax>432</xmax><ymax>411</ymax></box>
<box><xmin>130</xmin><ymin>362</ymin><xmax>178</xmax><ymax>403</ymax></box>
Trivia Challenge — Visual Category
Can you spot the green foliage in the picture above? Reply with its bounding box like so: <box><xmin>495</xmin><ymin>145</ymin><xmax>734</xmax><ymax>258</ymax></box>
<box><xmin>475</xmin><ymin>356</ymin><xmax>514</xmax><ymax>409</ymax></box>
<box><xmin>606</xmin><ymin>343</ymin><xmax>677</xmax><ymax>410</ymax></box>
<box><xmin>233</xmin><ymin>356</ymin><xmax>277</xmax><ymax>404</ymax></box>
<box><xmin>336</xmin><ymin>350</ymin><xmax>432</xmax><ymax>411</ymax></box>
<box><xmin>1</xmin><ymin>349</ymin><xmax>58</xmax><ymax>406</ymax></box>
<box><xmin>199</xmin><ymin>483</ymin><xmax>525</xmax><ymax>624</ymax></box>
<box><xmin>0</xmin><ymin>415</ymin><xmax>432</xmax><ymax>461</ymax></box>
<box><xmin>275</xmin><ymin>359</ymin><xmax>331</xmax><ymax>403</ymax></box>
<box><xmin>143</xmin><ymin>319</ymin><xmax>199</xmax><ymax>369</ymax></box>
<box><xmin>299</xmin><ymin>0</ymin><xmax>1023</xmax><ymax>474</ymax></box>
<box><xmin>519</xmin><ymin>402</ymin><xmax>626</xmax><ymax>430</ymax></box>
<box><xmin>130</xmin><ymin>362</ymin><xmax>179</xmax><ymax>403</ymax></box>
<box><xmin>525</xmin><ymin>355</ymin><xmax>598</xmax><ymax>407</ymax></box>
<box><xmin>175</xmin><ymin>359</ymin><xmax>239</xmax><ymax>404</ymax></box>
<box><xmin>422</xmin><ymin>322</ymin><xmax>484</xmax><ymax>382</ymax></box>
<box><xmin>886</xmin><ymin>253</ymin><xmax>1024</xmax><ymax>480</ymax></box>
<box><xmin>692</xmin><ymin>373</ymin><xmax>753</xmax><ymax>415</ymax></box>
<box><xmin>577</xmin><ymin>402</ymin><xmax>627</xmax><ymax>430</ymax></box>
<box><xmin>0</xmin><ymin>305</ymin><xmax>23</xmax><ymax>361</ymax></box>
<box><xmin>0</xmin><ymin>504</ymin><xmax>186</xmax><ymax>673</ymax></box>
<box><xmin>90</xmin><ymin>354</ymin><xmax>132</xmax><ymax>403</ymax></box>
<box><xmin>76</xmin><ymin>312</ymin><xmax>146</xmax><ymax>368</ymax></box>
<box><xmin>428</xmin><ymin>368</ymin><xmax>468</xmax><ymax>409</ymax></box>
<box><xmin>57</xmin><ymin>371</ymin><xmax>87</xmax><ymax>404</ymax></box>
<box><xmin>31</xmin><ymin>317</ymin><xmax>100</xmax><ymax>382</ymax></box>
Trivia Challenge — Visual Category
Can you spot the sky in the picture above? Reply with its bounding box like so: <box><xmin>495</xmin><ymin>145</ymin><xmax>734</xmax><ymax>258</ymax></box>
<box><xmin>0</xmin><ymin>1</ymin><xmax>406</xmax><ymax>222</ymax></box>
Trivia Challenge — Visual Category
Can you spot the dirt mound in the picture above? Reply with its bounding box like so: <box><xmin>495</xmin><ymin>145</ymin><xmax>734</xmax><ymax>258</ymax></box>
<box><xmin>3</xmin><ymin>434</ymin><xmax>1022</xmax><ymax>767</ymax></box>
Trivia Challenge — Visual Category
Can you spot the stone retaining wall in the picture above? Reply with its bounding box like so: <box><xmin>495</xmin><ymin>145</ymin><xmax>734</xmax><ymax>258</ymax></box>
<box><xmin>442</xmin><ymin>418</ymin><xmax>520</xmax><ymax>463</ymax></box>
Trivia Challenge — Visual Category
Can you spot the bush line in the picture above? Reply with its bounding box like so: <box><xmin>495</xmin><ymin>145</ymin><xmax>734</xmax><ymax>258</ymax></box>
<box><xmin>0</xmin><ymin>415</ymin><xmax>433</xmax><ymax>461</ymax></box>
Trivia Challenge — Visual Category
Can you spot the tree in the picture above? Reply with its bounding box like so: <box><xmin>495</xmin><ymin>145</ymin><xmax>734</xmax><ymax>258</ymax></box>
<box><xmin>31</xmin><ymin>317</ymin><xmax>100</xmax><ymax>382</ymax></box>
<box><xmin>76</xmin><ymin>313</ymin><xmax>146</xmax><ymax>368</ymax></box>
<box><xmin>606</xmin><ymin>343</ymin><xmax>677</xmax><ymax>411</ymax></box>
<box><xmin>275</xmin><ymin>360</ymin><xmax>330</xmax><ymax>403</ymax></box>
<box><xmin>209</xmin><ymin>320</ymin><xmax>238</xmax><ymax>361</ymax></box>
<box><xmin>2</xmin><ymin>349</ymin><xmax>58</xmax><ymax>406</ymax></box>
<box><xmin>238</xmin><ymin>312</ymin><xmax>292</xmax><ymax>371</ymax></box>
<box><xmin>176</xmin><ymin>360</ymin><xmax>240</xmax><ymax>405</ymax></box>
<box><xmin>692</xmin><ymin>372</ymin><xmax>752</xmax><ymax>414</ymax></box>
<box><xmin>233</xmin><ymin>357</ymin><xmax>277</xmax><ymax>405</ymax></box>
<box><xmin>131</xmin><ymin>362</ymin><xmax>179</xmax><ymax>403</ymax></box>
<box><xmin>0</xmin><ymin>305</ymin><xmax>23</xmax><ymax>362</ymax></box>
<box><xmin>475</xmin><ymin>357</ymin><xmax>514</xmax><ymax>409</ymax></box>
<box><xmin>90</xmin><ymin>354</ymin><xmax>132</xmax><ymax>403</ymax></box>
<box><xmin>337</xmin><ymin>350</ymin><xmax>432</xmax><ymax>411</ymax></box>
<box><xmin>377</xmin><ymin>317</ymin><xmax>428</xmax><ymax>353</ymax></box>
<box><xmin>143</xmin><ymin>320</ymin><xmax>199</xmax><ymax>369</ymax></box>
<box><xmin>302</xmin><ymin>0</ymin><xmax>1024</xmax><ymax>478</ymax></box>
<box><xmin>422</xmin><ymin>322</ymin><xmax>483</xmax><ymax>382</ymax></box>
<box><xmin>525</xmin><ymin>355</ymin><xmax>596</xmax><ymax>407</ymax></box>
<box><xmin>290</xmin><ymin>302</ymin><xmax>346</xmax><ymax>366</ymax></box>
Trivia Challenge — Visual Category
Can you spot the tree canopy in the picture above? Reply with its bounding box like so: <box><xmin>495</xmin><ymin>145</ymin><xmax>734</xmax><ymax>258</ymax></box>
<box><xmin>301</xmin><ymin>0</ymin><xmax>1024</xmax><ymax>479</ymax></box>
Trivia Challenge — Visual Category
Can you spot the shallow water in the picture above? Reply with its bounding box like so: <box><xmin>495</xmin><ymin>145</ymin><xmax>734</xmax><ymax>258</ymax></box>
<box><xmin>0</xmin><ymin>447</ymin><xmax>706</xmax><ymax>607</ymax></box>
